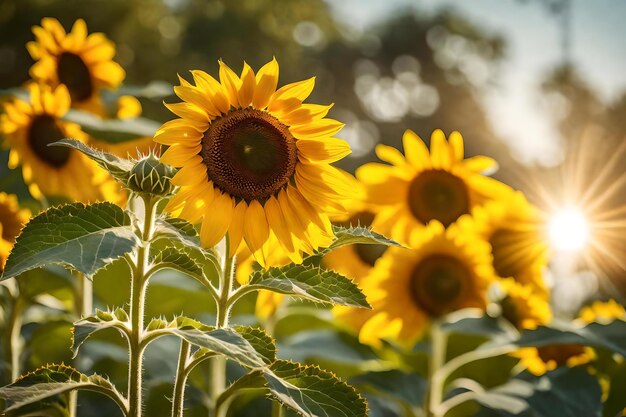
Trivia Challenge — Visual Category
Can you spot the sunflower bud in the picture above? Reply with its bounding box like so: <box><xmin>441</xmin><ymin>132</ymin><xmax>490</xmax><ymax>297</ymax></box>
<box><xmin>127</xmin><ymin>153</ymin><xmax>174</xmax><ymax>196</ymax></box>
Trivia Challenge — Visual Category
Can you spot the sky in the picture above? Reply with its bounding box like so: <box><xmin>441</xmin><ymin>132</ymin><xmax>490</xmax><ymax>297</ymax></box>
<box><xmin>326</xmin><ymin>0</ymin><xmax>626</xmax><ymax>166</ymax></box>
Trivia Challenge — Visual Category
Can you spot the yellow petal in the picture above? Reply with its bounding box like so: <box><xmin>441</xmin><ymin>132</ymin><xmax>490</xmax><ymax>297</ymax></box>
<box><xmin>228</xmin><ymin>201</ymin><xmax>248</xmax><ymax>257</ymax></box>
<box><xmin>243</xmin><ymin>200</ymin><xmax>270</xmax><ymax>267</ymax></box>
<box><xmin>263</xmin><ymin>195</ymin><xmax>299</xmax><ymax>262</ymax></box>
<box><xmin>160</xmin><ymin>143</ymin><xmax>202</xmax><ymax>166</ymax></box>
<box><xmin>237</xmin><ymin>62</ymin><xmax>256</xmax><ymax>108</ymax></box>
<box><xmin>375</xmin><ymin>143</ymin><xmax>407</xmax><ymax>167</ymax></box>
<box><xmin>429</xmin><ymin>129</ymin><xmax>450</xmax><ymax>169</ymax></box>
<box><xmin>464</xmin><ymin>155</ymin><xmax>497</xmax><ymax>174</ymax></box>
<box><xmin>191</xmin><ymin>70</ymin><xmax>230</xmax><ymax>114</ymax></box>
<box><xmin>402</xmin><ymin>129</ymin><xmax>430</xmax><ymax>167</ymax></box>
<box><xmin>277</xmin><ymin>189</ymin><xmax>312</xmax><ymax>254</ymax></box>
<box><xmin>287</xmin><ymin>185</ymin><xmax>334</xmax><ymax>242</ymax></box>
<box><xmin>252</xmin><ymin>57</ymin><xmax>279</xmax><ymax>110</ymax></box>
<box><xmin>164</xmin><ymin>102</ymin><xmax>210</xmax><ymax>123</ymax></box>
<box><xmin>277</xmin><ymin>103</ymin><xmax>333</xmax><ymax>126</ymax></box>
<box><xmin>200</xmin><ymin>191</ymin><xmax>234</xmax><ymax>248</ymax></box>
<box><xmin>170</xmin><ymin>156</ymin><xmax>206</xmax><ymax>186</ymax></box>
<box><xmin>297</xmin><ymin>137</ymin><xmax>351</xmax><ymax>164</ymax></box>
<box><xmin>70</xmin><ymin>19</ymin><xmax>88</xmax><ymax>43</ymax></box>
<box><xmin>449</xmin><ymin>131</ymin><xmax>464</xmax><ymax>161</ymax></box>
<box><xmin>218</xmin><ymin>60</ymin><xmax>241</xmax><ymax>109</ymax></box>
<box><xmin>268</xmin><ymin>77</ymin><xmax>315</xmax><ymax>111</ymax></box>
<box><xmin>92</xmin><ymin>61</ymin><xmax>125</xmax><ymax>88</ymax></box>
<box><xmin>174</xmin><ymin>86</ymin><xmax>220</xmax><ymax>117</ymax></box>
<box><xmin>290</xmin><ymin>118</ymin><xmax>344</xmax><ymax>140</ymax></box>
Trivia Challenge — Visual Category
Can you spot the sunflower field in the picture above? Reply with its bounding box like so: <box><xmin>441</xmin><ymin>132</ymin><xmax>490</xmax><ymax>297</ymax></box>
<box><xmin>1</xmin><ymin>2</ymin><xmax>626</xmax><ymax>417</ymax></box>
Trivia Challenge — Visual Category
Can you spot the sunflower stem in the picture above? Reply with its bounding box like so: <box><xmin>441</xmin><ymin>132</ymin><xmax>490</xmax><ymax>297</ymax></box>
<box><xmin>427</xmin><ymin>320</ymin><xmax>447</xmax><ymax>417</ymax></box>
<box><xmin>171</xmin><ymin>340</ymin><xmax>191</xmax><ymax>417</ymax></box>
<box><xmin>4</xmin><ymin>282</ymin><xmax>24</xmax><ymax>383</ymax></box>
<box><xmin>209</xmin><ymin>236</ymin><xmax>235</xmax><ymax>417</ymax></box>
<box><xmin>128</xmin><ymin>195</ymin><xmax>158</xmax><ymax>417</ymax></box>
<box><xmin>68</xmin><ymin>272</ymin><xmax>93</xmax><ymax>416</ymax></box>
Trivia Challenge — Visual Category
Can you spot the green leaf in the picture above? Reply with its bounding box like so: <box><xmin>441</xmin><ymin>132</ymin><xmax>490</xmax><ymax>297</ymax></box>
<box><xmin>72</xmin><ymin>308</ymin><xmax>131</xmax><ymax>356</ymax></box>
<box><xmin>265</xmin><ymin>360</ymin><xmax>367</xmax><ymax>417</ymax></box>
<box><xmin>63</xmin><ymin>109</ymin><xmax>160</xmax><ymax>144</ymax></box>
<box><xmin>0</xmin><ymin>364</ymin><xmax>128</xmax><ymax>414</ymax></box>
<box><xmin>481</xmin><ymin>320</ymin><xmax>626</xmax><ymax>357</ymax></box>
<box><xmin>144</xmin><ymin>317</ymin><xmax>267</xmax><ymax>368</ymax></box>
<box><xmin>248</xmin><ymin>264</ymin><xmax>370</xmax><ymax>308</ymax></box>
<box><xmin>150</xmin><ymin>247</ymin><xmax>203</xmax><ymax>278</ymax></box>
<box><xmin>475</xmin><ymin>366</ymin><xmax>602</xmax><ymax>417</ymax></box>
<box><xmin>327</xmin><ymin>225</ymin><xmax>401</xmax><ymax>252</ymax></box>
<box><xmin>51</xmin><ymin>139</ymin><xmax>135</xmax><ymax>182</ymax></box>
<box><xmin>2</xmin><ymin>202</ymin><xmax>138</xmax><ymax>280</ymax></box>
<box><xmin>350</xmin><ymin>370</ymin><xmax>427</xmax><ymax>408</ymax></box>
<box><xmin>153</xmin><ymin>217</ymin><xmax>201</xmax><ymax>248</ymax></box>
<box><xmin>234</xmin><ymin>326</ymin><xmax>276</xmax><ymax>365</ymax></box>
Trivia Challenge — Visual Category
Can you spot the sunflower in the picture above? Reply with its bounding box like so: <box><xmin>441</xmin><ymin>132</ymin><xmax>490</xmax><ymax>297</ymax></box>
<box><xmin>577</xmin><ymin>299</ymin><xmax>625</xmax><ymax>325</ymax></box>
<box><xmin>516</xmin><ymin>345</ymin><xmax>595</xmax><ymax>376</ymax></box>
<box><xmin>496</xmin><ymin>278</ymin><xmax>552</xmax><ymax>331</ymax></box>
<box><xmin>358</xmin><ymin>129</ymin><xmax>511</xmax><ymax>246</ymax></box>
<box><xmin>337</xmin><ymin>221</ymin><xmax>495</xmax><ymax>347</ymax></box>
<box><xmin>0</xmin><ymin>193</ymin><xmax>31</xmax><ymax>272</ymax></box>
<box><xmin>26</xmin><ymin>18</ymin><xmax>125</xmax><ymax>114</ymax></box>
<box><xmin>0</xmin><ymin>84</ymin><xmax>120</xmax><ymax>202</ymax></box>
<box><xmin>323</xmin><ymin>190</ymin><xmax>388</xmax><ymax>282</ymax></box>
<box><xmin>458</xmin><ymin>192</ymin><xmax>549</xmax><ymax>294</ymax></box>
<box><xmin>156</xmin><ymin>58</ymin><xmax>354</xmax><ymax>265</ymax></box>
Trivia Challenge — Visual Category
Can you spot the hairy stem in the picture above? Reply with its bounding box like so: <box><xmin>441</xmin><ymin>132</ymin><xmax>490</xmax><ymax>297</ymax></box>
<box><xmin>171</xmin><ymin>340</ymin><xmax>191</xmax><ymax>417</ymax></box>
<box><xmin>6</xmin><ymin>289</ymin><xmax>24</xmax><ymax>383</ymax></box>
<box><xmin>128</xmin><ymin>196</ymin><xmax>158</xmax><ymax>417</ymax></box>
<box><xmin>209</xmin><ymin>237</ymin><xmax>235</xmax><ymax>417</ymax></box>
<box><xmin>427</xmin><ymin>321</ymin><xmax>447</xmax><ymax>417</ymax></box>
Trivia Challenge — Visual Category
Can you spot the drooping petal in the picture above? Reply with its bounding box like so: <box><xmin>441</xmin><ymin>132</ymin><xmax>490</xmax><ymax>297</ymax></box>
<box><xmin>243</xmin><ymin>199</ymin><xmax>270</xmax><ymax>267</ymax></box>
<box><xmin>227</xmin><ymin>201</ymin><xmax>248</xmax><ymax>257</ymax></box>
<box><xmin>200</xmin><ymin>191</ymin><xmax>234</xmax><ymax>248</ymax></box>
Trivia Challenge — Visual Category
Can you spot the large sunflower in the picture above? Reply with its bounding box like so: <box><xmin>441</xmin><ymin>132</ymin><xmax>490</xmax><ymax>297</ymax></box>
<box><xmin>156</xmin><ymin>59</ymin><xmax>354</xmax><ymax>265</ymax></box>
<box><xmin>359</xmin><ymin>129</ymin><xmax>510</xmax><ymax>246</ymax></box>
<box><xmin>337</xmin><ymin>222</ymin><xmax>496</xmax><ymax>347</ymax></box>
<box><xmin>0</xmin><ymin>84</ymin><xmax>120</xmax><ymax>202</ymax></box>
<box><xmin>515</xmin><ymin>344</ymin><xmax>595</xmax><ymax>376</ymax></box>
<box><xmin>27</xmin><ymin>18</ymin><xmax>125</xmax><ymax>113</ymax></box>
<box><xmin>0</xmin><ymin>193</ymin><xmax>30</xmax><ymax>272</ymax></box>
<box><xmin>458</xmin><ymin>192</ymin><xmax>549</xmax><ymax>294</ymax></box>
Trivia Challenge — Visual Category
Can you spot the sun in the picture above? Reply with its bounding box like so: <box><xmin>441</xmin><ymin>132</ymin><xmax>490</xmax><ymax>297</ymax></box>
<box><xmin>548</xmin><ymin>207</ymin><xmax>590</xmax><ymax>252</ymax></box>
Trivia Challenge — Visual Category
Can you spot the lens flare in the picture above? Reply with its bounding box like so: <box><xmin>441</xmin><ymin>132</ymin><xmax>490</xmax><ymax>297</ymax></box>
<box><xmin>548</xmin><ymin>207</ymin><xmax>590</xmax><ymax>252</ymax></box>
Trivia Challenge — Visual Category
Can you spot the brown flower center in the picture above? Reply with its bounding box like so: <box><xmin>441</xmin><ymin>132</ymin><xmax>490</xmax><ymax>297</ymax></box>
<box><xmin>57</xmin><ymin>52</ymin><xmax>93</xmax><ymax>102</ymax></box>
<box><xmin>410</xmin><ymin>254</ymin><xmax>470</xmax><ymax>317</ymax></box>
<box><xmin>28</xmin><ymin>115</ymin><xmax>71</xmax><ymax>168</ymax></box>
<box><xmin>201</xmin><ymin>108</ymin><xmax>297</xmax><ymax>201</ymax></box>
<box><xmin>536</xmin><ymin>344</ymin><xmax>587</xmax><ymax>367</ymax></box>
<box><xmin>345</xmin><ymin>211</ymin><xmax>387</xmax><ymax>267</ymax></box>
<box><xmin>408</xmin><ymin>170</ymin><xmax>469</xmax><ymax>227</ymax></box>
<box><xmin>489</xmin><ymin>228</ymin><xmax>542</xmax><ymax>279</ymax></box>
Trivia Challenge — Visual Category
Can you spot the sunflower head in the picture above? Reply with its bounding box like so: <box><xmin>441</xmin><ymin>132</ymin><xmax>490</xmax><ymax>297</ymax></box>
<box><xmin>27</xmin><ymin>18</ymin><xmax>125</xmax><ymax>112</ymax></box>
<box><xmin>0</xmin><ymin>193</ymin><xmax>31</xmax><ymax>272</ymax></box>
<box><xmin>516</xmin><ymin>345</ymin><xmax>595</xmax><ymax>376</ymax></box>
<box><xmin>358</xmin><ymin>129</ymin><xmax>511</xmax><ymax>246</ymax></box>
<box><xmin>128</xmin><ymin>153</ymin><xmax>175</xmax><ymax>196</ymax></box>
<box><xmin>156</xmin><ymin>58</ymin><xmax>355</xmax><ymax>266</ymax></box>
<box><xmin>497</xmin><ymin>278</ymin><xmax>552</xmax><ymax>331</ymax></box>
<box><xmin>458</xmin><ymin>192</ymin><xmax>549</xmax><ymax>294</ymax></box>
<box><xmin>339</xmin><ymin>221</ymin><xmax>496</xmax><ymax>347</ymax></box>
<box><xmin>0</xmin><ymin>83</ymin><xmax>120</xmax><ymax>203</ymax></box>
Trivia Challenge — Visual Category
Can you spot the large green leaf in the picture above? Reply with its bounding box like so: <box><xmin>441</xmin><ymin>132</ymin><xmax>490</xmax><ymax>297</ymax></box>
<box><xmin>234</xmin><ymin>326</ymin><xmax>276</xmax><ymax>365</ymax></box>
<box><xmin>144</xmin><ymin>317</ymin><xmax>268</xmax><ymax>369</ymax></box>
<box><xmin>475</xmin><ymin>367</ymin><xmax>602</xmax><ymax>417</ymax></box>
<box><xmin>350</xmin><ymin>370</ymin><xmax>427</xmax><ymax>408</ymax></box>
<box><xmin>51</xmin><ymin>139</ymin><xmax>135</xmax><ymax>182</ymax></box>
<box><xmin>220</xmin><ymin>360</ymin><xmax>368</xmax><ymax>417</ymax></box>
<box><xmin>266</xmin><ymin>361</ymin><xmax>368</xmax><ymax>417</ymax></box>
<box><xmin>0</xmin><ymin>364</ymin><xmax>128</xmax><ymax>414</ymax></box>
<box><xmin>150</xmin><ymin>247</ymin><xmax>204</xmax><ymax>279</ymax></box>
<box><xmin>481</xmin><ymin>320</ymin><xmax>626</xmax><ymax>357</ymax></box>
<box><xmin>248</xmin><ymin>264</ymin><xmax>370</xmax><ymax>308</ymax></box>
<box><xmin>72</xmin><ymin>308</ymin><xmax>131</xmax><ymax>356</ymax></box>
<box><xmin>2</xmin><ymin>203</ymin><xmax>138</xmax><ymax>280</ymax></box>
